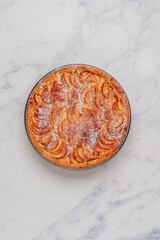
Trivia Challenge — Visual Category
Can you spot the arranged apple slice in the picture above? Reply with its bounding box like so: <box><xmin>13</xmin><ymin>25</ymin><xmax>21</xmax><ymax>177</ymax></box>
<box><xmin>70</xmin><ymin>152</ymin><xmax>78</xmax><ymax>164</ymax></box>
<box><xmin>102</xmin><ymin>81</ymin><xmax>110</xmax><ymax>98</ymax></box>
<box><xmin>99</xmin><ymin>134</ymin><xmax>116</xmax><ymax>145</ymax></box>
<box><xmin>52</xmin><ymin>145</ymin><xmax>67</xmax><ymax>159</ymax></box>
<box><xmin>32</xmin><ymin>124</ymin><xmax>52</xmax><ymax>136</ymax></box>
<box><xmin>84</xmin><ymin>85</ymin><xmax>96</xmax><ymax>107</ymax></box>
<box><xmin>41</xmin><ymin>88</ymin><xmax>53</xmax><ymax>104</ymax></box>
<box><xmin>58</xmin><ymin>123</ymin><xmax>66</xmax><ymax>140</ymax></box>
<box><xmin>107</xmin><ymin>88</ymin><xmax>117</xmax><ymax>103</ymax></box>
<box><xmin>95</xmin><ymin>80</ymin><xmax>106</xmax><ymax>109</ymax></box>
<box><xmin>83</xmin><ymin>145</ymin><xmax>98</xmax><ymax>160</ymax></box>
<box><xmin>41</xmin><ymin>133</ymin><xmax>58</xmax><ymax>149</ymax></box>
<box><xmin>34</xmin><ymin>95</ymin><xmax>44</xmax><ymax>108</ymax></box>
<box><xmin>61</xmin><ymin>119</ymin><xmax>71</xmax><ymax>135</ymax></box>
<box><xmin>72</xmin><ymin>149</ymin><xmax>84</xmax><ymax>163</ymax></box>
<box><xmin>102</xmin><ymin>126</ymin><xmax>118</xmax><ymax>141</ymax></box>
<box><xmin>32</xmin><ymin>116</ymin><xmax>49</xmax><ymax>129</ymax></box>
<box><xmin>77</xmin><ymin>147</ymin><xmax>86</xmax><ymax>160</ymax></box>
<box><xmin>79</xmin><ymin>72</ymin><xmax>90</xmax><ymax>83</ymax></box>
<box><xmin>50</xmin><ymin>139</ymin><xmax>63</xmax><ymax>154</ymax></box>
<box><xmin>61</xmin><ymin>73</ymin><xmax>71</xmax><ymax>87</ymax></box>
<box><xmin>50</xmin><ymin>81</ymin><xmax>65</xmax><ymax>102</ymax></box>
<box><xmin>34</xmin><ymin>107</ymin><xmax>52</xmax><ymax>120</ymax></box>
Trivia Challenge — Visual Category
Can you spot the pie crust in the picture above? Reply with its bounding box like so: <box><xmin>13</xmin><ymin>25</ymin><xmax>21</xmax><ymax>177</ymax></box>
<box><xmin>26</xmin><ymin>65</ymin><xmax>130</xmax><ymax>169</ymax></box>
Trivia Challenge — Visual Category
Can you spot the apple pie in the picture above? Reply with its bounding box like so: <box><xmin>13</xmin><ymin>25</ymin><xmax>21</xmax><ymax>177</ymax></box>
<box><xmin>26</xmin><ymin>65</ymin><xmax>130</xmax><ymax>169</ymax></box>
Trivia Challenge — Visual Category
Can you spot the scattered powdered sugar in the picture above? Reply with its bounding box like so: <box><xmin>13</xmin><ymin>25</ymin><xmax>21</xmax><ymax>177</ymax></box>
<box><xmin>100</xmin><ymin>108</ymin><xmax>105</xmax><ymax>120</ymax></box>
<box><xmin>85</xmin><ymin>142</ymin><xmax>93</xmax><ymax>151</ymax></box>
<box><xmin>47</xmin><ymin>133</ymin><xmax>57</xmax><ymax>148</ymax></box>
<box><xmin>38</xmin><ymin>108</ymin><xmax>46</xmax><ymax>115</ymax></box>
<box><xmin>38</xmin><ymin>120</ymin><xmax>48</xmax><ymax>128</ymax></box>
<box><xmin>87</xmin><ymin>125</ymin><xmax>98</xmax><ymax>146</ymax></box>
<box><xmin>38</xmin><ymin>114</ymin><xmax>47</xmax><ymax>120</ymax></box>
<box><xmin>76</xmin><ymin>87</ymin><xmax>83</xmax><ymax>113</ymax></box>
<box><xmin>61</xmin><ymin>85</ymin><xmax>69</xmax><ymax>93</ymax></box>
<box><xmin>84</xmin><ymin>124</ymin><xmax>98</xmax><ymax>151</ymax></box>
<box><xmin>72</xmin><ymin>117</ymin><xmax>98</xmax><ymax>150</ymax></box>
<box><xmin>44</xmin><ymin>93</ymin><xmax>52</xmax><ymax>104</ymax></box>
<box><xmin>37</xmin><ymin>108</ymin><xmax>51</xmax><ymax>120</ymax></box>
<box><xmin>96</xmin><ymin>114</ymin><xmax>103</xmax><ymax>128</ymax></box>
<box><xmin>66</xmin><ymin>145</ymin><xmax>72</xmax><ymax>157</ymax></box>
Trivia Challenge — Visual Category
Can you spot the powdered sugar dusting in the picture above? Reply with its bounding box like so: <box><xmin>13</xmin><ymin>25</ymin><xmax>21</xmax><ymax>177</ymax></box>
<box><xmin>45</xmin><ymin>93</ymin><xmax>52</xmax><ymax>104</ymax></box>
<box><xmin>76</xmin><ymin>87</ymin><xmax>83</xmax><ymax>113</ymax></box>
<box><xmin>38</xmin><ymin>108</ymin><xmax>46</xmax><ymax>115</ymax></box>
<box><xmin>37</xmin><ymin>108</ymin><xmax>51</xmax><ymax>120</ymax></box>
<box><xmin>66</xmin><ymin>145</ymin><xmax>72</xmax><ymax>157</ymax></box>
<box><xmin>38</xmin><ymin>120</ymin><xmax>48</xmax><ymax>128</ymax></box>
<box><xmin>88</xmin><ymin>125</ymin><xmax>98</xmax><ymax>146</ymax></box>
<box><xmin>47</xmin><ymin>133</ymin><xmax>58</xmax><ymax>148</ymax></box>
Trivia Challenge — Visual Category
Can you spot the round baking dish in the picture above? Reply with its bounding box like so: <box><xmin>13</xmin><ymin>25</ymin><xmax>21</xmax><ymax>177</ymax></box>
<box><xmin>24</xmin><ymin>64</ymin><xmax>131</xmax><ymax>171</ymax></box>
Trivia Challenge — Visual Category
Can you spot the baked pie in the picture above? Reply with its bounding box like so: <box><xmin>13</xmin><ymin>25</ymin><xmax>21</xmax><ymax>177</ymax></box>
<box><xmin>26</xmin><ymin>65</ymin><xmax>130</xmax><ymax>169</ymax></box>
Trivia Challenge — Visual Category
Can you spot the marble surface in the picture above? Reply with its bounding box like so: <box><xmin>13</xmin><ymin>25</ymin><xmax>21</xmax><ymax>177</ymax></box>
<box><xmin>0</xmin><ymin>0</ymin><xmax>160</xmax><ymax>239</ymax></box>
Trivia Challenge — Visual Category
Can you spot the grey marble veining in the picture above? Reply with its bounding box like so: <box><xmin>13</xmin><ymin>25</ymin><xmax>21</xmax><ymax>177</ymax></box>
<box><xmin>0</xmin><ymin>0</ymin><xmax>160</xmax><ymax>239</ymax></box>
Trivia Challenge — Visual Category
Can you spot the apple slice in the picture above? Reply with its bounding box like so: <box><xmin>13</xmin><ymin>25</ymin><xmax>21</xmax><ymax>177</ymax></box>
<box><xmin>58</xmin><ymin>106</ymin><xmax>67</xmax><ymax>118</ymax></box>
<box><xmin>84</xmin><ymin>85</ymin><xmax>96</xmax><ymax>107</ymax></box>
<box><xmin>35</xmin><ymin>107</ymin><xmax>52</xmax><ymax>120</ymax></box>
<box><xmin>102</xmin><ymin>82</ymin><xmax>110</xmax><ymax>98</ymax></box>
<box><xmin>92</xmin><ymin>73</ymin><xmax>100</xmax><ymax>83</ymax></box>
<box><xmin>83</xmin><ymin>145</ymin><xmax>98</xmax><ymax>160</ymax></box>
<box><xmin>67</xmin><ymin>108</ymin><xmax>77</xmax><ymax>125</ymax></box>
<box><xmin>41</xmin><ymin>88</ymin><xmax>53</xmax><ymax>104</ymax></box>
<box><xmin>107</xmin><ymin>89</ymin><xmax>117</xmax><ymax>103</ymax></box>
<box><xmin>97</xmin><ymin>138</ymin><xmax>112</xmax><ymax>150</ymax></box>
<box><xmin>71</xmin><ymin>130</ymin><xmax>82</xmax><ymax>147</ymax></box>
<box><xmin>52</xmin><ymin>145</ymin><xmax>67</xmax><ymax>159</ymax></box>
<box><xmin>105</xmin><ymin>107</ymin><xmax>113</xmax><ymax>120</ymax></box>
<box><xmin>50</xmin><ymin>139</ymin><xmax>63</xmax><ymax>154</ymax></box>
<box><xmin>99</xmin><ymin>134</ymin><xmax>115</xmax><ymax>145</ymax></box>
<box><xmin>41</xmin><ymin>133</ymin><xmax>59</xmax><ymax>149</ymax></box>
<box><xmin>64</xmin><ymin>73</ymin><xmax>72</xmax><ymax>87</ymax></box>
<box><xmin>34</xmin><ymin>94</ymin><xmax>45</xmax><ymax>108</ymax></box>
<box><xmin>48</xmin><ymin>138</ymin><xmax>59</xmax><ymax>151</ymax></box>
<box><xmin>79</xmin><ymin>72</ymin><xmax>89</xmax><ymax>83</ymax></box>
<box><xmin>69</xmin><ymin>74</ymin><xmax>78</xmax><ymax>88</ymax></box>
<box><xmin>73</xmin><ymin>73</ymin><xmax>84</xmax><ymax>86</ymax></box>
<box><xmin>70</xmin><ymin>152</ymin><xmax>78</xmax><ymax>164</ymax></box>
<box><xmin>112</xmin><ymin>101</ymin><xmax>121</xmax><ymax>115</ymax></box>
<box><xmin>82</xmin><ymin>108</ymin><xmax>97</xmax><ymax>119</ymax></box>
<box><xmin>32</xmin><ymin>116</ymin><xmax>49</xmax><ymax>129</ymax></box>
<box><xmin>61</xmin><ymin>119</ymin><xmax>70</xmax><ymax>135</ymax></box>
<box><xmin>73</xmin><ymin>150</ymin><xmax>84</xmax><ymax>163</ymax></box>
<box><xmin>32</xmin><ymin>124</ymin><xmax>52</xmax><ymax>136</ymax></box>
<box><xmin>51</xmin><ymin>109</ymin><xmax>58</xmax><ymax>125</ymax></box>
<box><xmin>61</xmin><ymin>73</ymin><xmax>70</xmax><ymax>87</ymax></box>
<box><xmin>40</xmin><ymin>134</ymin><xmax>53</xmax><ymax>147</ymax></box>
<box><xmin>102</xmin><ymin>126</ymin><xmax>117</xmax><ymax>141</ymax></box>
<box><xmin>77</xmin><ymin>147</ymin><xmax>86</xmax><ymax>160</ymax></box>
<box><xmin>95</xmin><ymin>81</ymin><xmax>105</xmax><ymax>109</ymax></box>
<box><xmin>58</xmin><ymin>123</ymin><xmax>66</xmax><ymax>140</ymax></box>
<box><xmin>50</xmin><ymin>81</ymin><xmax>65</xmax><ymax>102</ymax></box>
<box><xmin>92</xmin><ymin>143</ymin><xmax>106</xmax><ymax>152</ymax></box>
<box><xmin>108</xmin><ymin>114</ymin><xmax>123</xmax><ymax>129</ymax></box>
<box><xmin>109</xmin><ymin>79</ymin><xmax>124</xmax><ymax>94</ymax></box>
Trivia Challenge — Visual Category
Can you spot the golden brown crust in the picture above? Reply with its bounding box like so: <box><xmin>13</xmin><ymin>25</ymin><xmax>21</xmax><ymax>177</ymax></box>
<box><xmin>26</xmin><ymin>65</ymin><xmax>130</xmax><ymax>169</ymax></box>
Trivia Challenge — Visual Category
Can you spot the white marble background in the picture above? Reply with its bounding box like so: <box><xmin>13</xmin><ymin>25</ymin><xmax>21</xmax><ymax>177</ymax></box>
<box><xmin>0</xmin><ymin>0</ymin><xmax>160</xmax><ymax>239</ymax></box>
